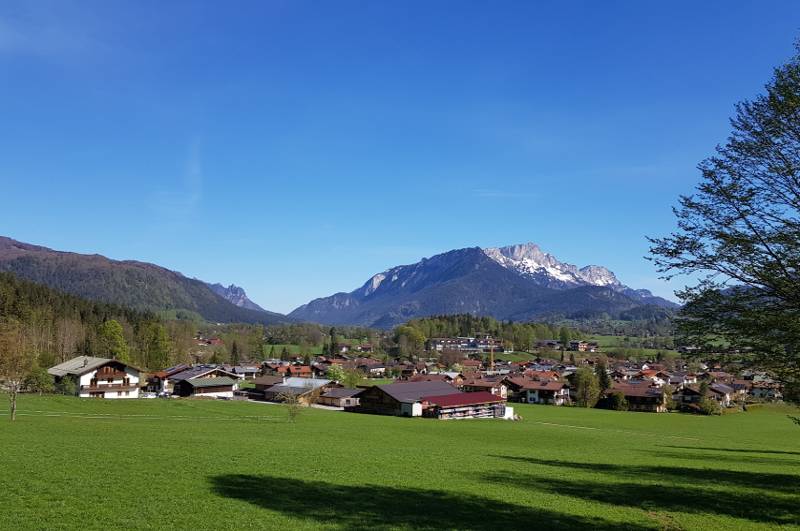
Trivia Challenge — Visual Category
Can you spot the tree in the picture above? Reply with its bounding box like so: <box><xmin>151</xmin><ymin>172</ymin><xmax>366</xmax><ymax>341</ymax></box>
<box><xmin>329</xmin><ymin>327</ymin><xmax>339</xmax><ymax>357</ymax></box>
<box><xmin>607</xmin><ymin>391</ymin><xmax>628</xmax><ymax>411</ymax></box>
<box><xmin>140</xmin><ymin>322</ymin><xmax>171</xmax><ymax>370</ymax></box>
<box><xmin>439</xmin><ymin>350</ymin><xmax>463</xmax><ymax>369</ymax></box>
<box><xmin>24</xmin><ymin>366</ymin><xmax>54</xmax><ymax>395</ymax></box>
<box><xmin>342</xmin><ymin>368</ymin><xmax>364</xmax><ymax>389</ymax></box>
<box><xmin>0</xmin><ymin>319</ymin><xmax>34</xmax><ymax>421</ymax></box>
<box><xmin>230</xmin><ymin>341</ymin><xmax>240</xmax><ymax>366</ymax></box>
<box><xmin>326</xmin><ymin>364</ymin><xmax>346</xmax><ymax>383</ymax></box>
<box><xmin>277</xmin><ymin>390</ymin><xmax>303</xmax><ymax>422</ymax></box>
<box><xmin>394</xmin><ymin>326</ymin><xmax>426</xmax><ymax>360</ymax></box>
<box><xmin>649</xmin><ymin>46</ymin><xmax>800</xmax><ymax>392</ymax></box>
<box><xmin>303</xmin><ymin>354</ymin><xmax>311</xmax><ymax>366</ymax></box>
<box><xmin>559</xmin><ymin>326</ymin><xmax>570</xmax><ymax>348</ymax></box>
<box><xmin>97</xmin><ymin>320</ymin><xmax>129</xmax><ymax>362</ymax></box>
<box><xmin>573</xmin><ymin>367</ymin><xmax>600</xmax><ymax>408</ymax></box>
<box><xmin>595</xmin><ymin>360</ymin><xmax>611</xmax><ymax>392</ymax></box>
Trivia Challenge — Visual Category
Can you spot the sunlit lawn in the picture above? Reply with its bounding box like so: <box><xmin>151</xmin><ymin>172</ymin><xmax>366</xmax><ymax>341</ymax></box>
<box><xmin>0</xmin><ymin>394</ymin><xmax>797</xmax><ymax>530</ymax></box>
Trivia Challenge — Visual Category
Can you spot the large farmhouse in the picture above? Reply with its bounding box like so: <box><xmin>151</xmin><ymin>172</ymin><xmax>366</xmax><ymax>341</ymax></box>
<box><xmin>48</xmin><ymin>356</ymin><xmax>141</xmax><ymax>399</ymax></box>
<box><xmin>351</xmin><ymin>381</ymin><xmax>508</xmax><ymax>419</ymax></box>
<box><xmin>421</xmin><ymin>391</ymin><xmax>506</xmax><ymax>419</ymax></box>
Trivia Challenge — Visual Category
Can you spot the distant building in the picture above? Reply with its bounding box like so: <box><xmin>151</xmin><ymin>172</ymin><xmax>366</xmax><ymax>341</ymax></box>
<box><xmin>420</xmin><ymin>391</ymin><xmax>507</xmax><ymax>420</ymax></box>
<box><xmin>263</xmin><ymin>377</ymin><xmax>333</xmax><ymax>404</ymax></box>
<box><xmin>505</xmin><ymin>378</ymin><xmax>570</xmax><ymax>405</ymax></box>
<box><xmin>319</xmin><ymin>388</ymin><xmax>361</xmax><ymax>408</ymax></box>
<box><xmin>351</xmin><ymin>381</ymin><xmax>460</xmax><ymax>417</ymax></box>
<box><xmin>48</xmin><ymin>357</ymin><xmax>141</xmax><ymax>399</ymax></box>
<box><xmin>170</xmin><ymin>366</ymin><xmax>240</xmax><ymax>398</ymax></box>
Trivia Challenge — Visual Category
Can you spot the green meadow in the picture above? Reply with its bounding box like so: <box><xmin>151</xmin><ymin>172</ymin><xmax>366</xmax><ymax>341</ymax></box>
<box><xmin>0</xmin><ymin>395</ymin><xmax>797</xmax><ymax>530</ymax></box>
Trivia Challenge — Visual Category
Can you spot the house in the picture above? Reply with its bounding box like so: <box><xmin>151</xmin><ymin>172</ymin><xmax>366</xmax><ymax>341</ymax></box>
<box><xmin>263</xmin><ymin>377</ymin><xmax>333</xmax><ymax>404</ymax></box>
<box><xmin>48</xmin><ymin>356</ymin><xmax>141</xmax><ymax>399</ymax></box>
<box><xmin>171</xmin><ymin>366</ymin><xmax>240</xmax><ymax>398</ymax></box>
<box><xmin>608</xmin><ymin>383</ymin><xmax>668</xmax><ymax>412</ymax></box>
<box><xmin>350</xmin><ymin>381</ymin><xmax>459</xmax><ymax>417</ymax></box>
<box><xmin>505</xmin><ymin>377</ymin><xmax>570</xmax><ymax>405</ymax></box>
<box><xmin>461</xmin><ymin>377</ymin><xmax>508</xmax><ymax>398</ymax></box>
<box><xmin>709</xmin><ymin>383</ymin><xmax>734</xmax><ymax>407</ymax></box>
<box><xmin>245</xmin><ymin>375</ymin><xmax>286</xmax><ymax>400</ymax></box>
<box><xmin>318</xmin><ymin>388</ymin><xmax>361</xmax><ymax>408</ymax></box>
<box><xmin>569</xmin><ymin>341</ymin><xmax>589</xmax><ymax>352</ymax></box>
<box><xmin>678</xmin><ymin>383</ymin><xmax>734</xmax><ymax>408</ymax></box>
<box><xmin>176</xmin><ymin>376</ymin><xmax>239</xmax><ymax>398</ymax></box>
<box><xmin>144</xmin><ymin>363</ymin><xmax>191</xmax><ymax>394</ymax></box>
<box><xmin>750</xmin><ymin>381</ymin><xmax>783</xmax><ymax>401</ymax></box>
<box><xmin>225</xmin><ymin>365</ymin><xmax>261</xmax><ymax>380</ymax></box>
<box><xmin>410</xmin><ymin>372</ymin><xmax>464</xmax><ymax>387</ymax></box>
<box><xmin>536</xmin><ymin>340</ymin><xmax>562</xmax><ymax>350</ymax></box>
<box><xmin>461</xmin><ymin>359</ymin><xmax>483</xmax><ymax>371</ymax></box>
<box><xmin>636</xmin><ymin>370</ymin><xmax>670</xmax><ymax>387</ymax></box>
<box><xmin>420</xmin><ymin>391</ymin><xmax>507</xmax><ymax>419</ymax></box>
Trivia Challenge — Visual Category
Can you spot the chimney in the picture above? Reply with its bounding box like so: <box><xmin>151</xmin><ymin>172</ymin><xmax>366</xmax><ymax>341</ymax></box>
<box><xmin>83</xmin><ymin>357</ymin><xmax>88</xmax><ymax>368</ymax></box>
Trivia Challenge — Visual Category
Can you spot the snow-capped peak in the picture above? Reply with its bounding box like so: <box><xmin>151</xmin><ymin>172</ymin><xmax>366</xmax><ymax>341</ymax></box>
<box><xmin>483</xmin><ymin>242</ymin><xmax>622</xmax><ymax>289</ymax></box>
<box><xmin>577</xmin><ymin>265</ymin><xmax>621</xmax><ymax>287</ymax></box>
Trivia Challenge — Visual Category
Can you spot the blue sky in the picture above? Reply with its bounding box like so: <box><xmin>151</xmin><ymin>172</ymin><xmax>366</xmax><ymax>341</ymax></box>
<box><xmin>1</xmin><ymin>1</ymin><xmax>799</xmax><ymax>313</ymax></box>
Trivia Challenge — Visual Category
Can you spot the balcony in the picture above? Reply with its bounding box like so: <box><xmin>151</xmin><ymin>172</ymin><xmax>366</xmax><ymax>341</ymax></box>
<box><xmin>81</xmin><ymin>384</ymin><xmax>138</xmax><ymax>392</ymax></box>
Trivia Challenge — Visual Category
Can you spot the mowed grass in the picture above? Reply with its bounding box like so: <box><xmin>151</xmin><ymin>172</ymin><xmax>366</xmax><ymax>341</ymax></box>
<box><xmin>0</xmin><ymin>396</ymin><xmax>798</xmax><ymax>531</ymax></box>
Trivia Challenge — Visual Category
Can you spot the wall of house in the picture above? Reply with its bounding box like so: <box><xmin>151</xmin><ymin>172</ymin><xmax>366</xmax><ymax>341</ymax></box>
<box><xmin>77</xmin><ymin>365</ymin><xmax>140</xmax><ymax>399</ymax></box>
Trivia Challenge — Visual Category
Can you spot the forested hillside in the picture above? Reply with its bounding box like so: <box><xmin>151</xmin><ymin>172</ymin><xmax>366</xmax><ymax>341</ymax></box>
<box><xmin>0</xmin><ymin>237</ymin><xmax>288</xmax><ymax>325</ymax></box>
<box><xmin>0</xmin><ymin>272</ymin><xmax>197</xmax><ymax>371</ymax></box>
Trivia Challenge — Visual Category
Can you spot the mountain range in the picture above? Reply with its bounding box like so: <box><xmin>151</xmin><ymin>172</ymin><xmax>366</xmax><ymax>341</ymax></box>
<box><xmin>289</xmin><ymin>243</ymin><xmax>677</xmax><ymax>327</ymax></box>
<box><xmin>0</xmin><ymin>236</ymin><xmax>676</xmax><ymax>329</ymax></box>
<box><xmin>0</xmin><ymin>236</ymin><xmax>288</xmax><ymax>325</ymax></box>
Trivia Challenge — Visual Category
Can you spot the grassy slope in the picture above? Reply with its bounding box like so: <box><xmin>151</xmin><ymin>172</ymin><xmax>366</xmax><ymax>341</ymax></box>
<box><xmin>0</xmin><ymin>395</ymin><xmax>798</xmax><ymax>530</ymax></box>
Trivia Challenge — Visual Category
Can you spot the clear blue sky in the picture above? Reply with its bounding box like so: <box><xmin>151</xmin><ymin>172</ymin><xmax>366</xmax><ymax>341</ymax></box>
<box><xmin>1</xmin><ymin>1</ymin><xmax>799</xmax><ymax>313</ymax></box>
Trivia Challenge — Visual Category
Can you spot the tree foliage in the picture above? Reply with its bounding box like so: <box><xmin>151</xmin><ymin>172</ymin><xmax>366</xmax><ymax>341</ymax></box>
<box><xmin>573</xmin><ymin>367</ymin><xmax>600</xmax><ymax>408</ymax></box>
<box><xmin>649</xmin><ymin>46</ymin><xmax>800</xmax><ymax>388</ymax></box>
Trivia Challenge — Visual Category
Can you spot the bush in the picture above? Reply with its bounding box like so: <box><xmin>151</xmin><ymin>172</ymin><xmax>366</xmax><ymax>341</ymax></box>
<box><xmin>698</xmin><ymin>397</ymin><xmax>722</xmax><ymax>416</ymax></box>
<box><xmin>607</xmin><ymin>392</ymin><xmax>628</xmax><ymax>411</ymax></box>
<box><xmin>56</xmin><ymin>376</ymin><xmax>77</xmax><ymax>396</ymax></box>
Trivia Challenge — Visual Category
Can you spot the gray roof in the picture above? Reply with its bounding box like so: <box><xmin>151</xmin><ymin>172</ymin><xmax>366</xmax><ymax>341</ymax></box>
<box><xmin>48</xmin><ymin>357</ymin><xmax>130</xmax><ymax>378</ymax></box>
<box><xmin>374</xmin><ymin>381</ymin><xmax>459</xmax><ymax>403</ymax></box>
<box><xmin>266</xmin><ymin>384</ymin><xmax>319</xmax><ymax>397</ymax></box>
<box><xmin>170</xmin><ymin>366</ymin><xmax>238</xmax><ymax>382</ymax></box>
<box><xmin>187</xmin><ymin>377</ymin><xmax>238</xmax><ymax>389</ymax></box>
<box><xmin>322</xmin><ymin>388</ymin><xmax>361</xmax><ymax>398</ymax></box>
<box><xmin>283</xmin><ymin>377</ymin><xmax>331</xmax><ymax>389</ymax></box>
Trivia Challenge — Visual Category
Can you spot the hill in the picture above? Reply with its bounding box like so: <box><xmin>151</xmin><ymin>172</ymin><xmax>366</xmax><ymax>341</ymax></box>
<box><xmin>0</xmin><ymin>236</ymin><xmax>288</xmax><ymax>325</ymax></box>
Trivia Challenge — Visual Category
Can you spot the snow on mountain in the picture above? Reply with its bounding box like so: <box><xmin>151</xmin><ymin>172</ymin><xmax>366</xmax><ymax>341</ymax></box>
<box><xmin>483</xmin><ymin>243</ymin><xmax>623</xmax><ymax>289</ymax></box>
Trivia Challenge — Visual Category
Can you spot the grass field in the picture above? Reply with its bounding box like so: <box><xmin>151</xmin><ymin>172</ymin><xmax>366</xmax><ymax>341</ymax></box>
<box><xmin>0</xmin><ymin>395</ymin><xmax>798</xmax><ymax>530</ymax></box>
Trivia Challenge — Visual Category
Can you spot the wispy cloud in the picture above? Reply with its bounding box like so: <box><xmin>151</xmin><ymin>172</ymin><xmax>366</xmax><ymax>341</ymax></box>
<box><xmin>0</xmin><ymin>3</ymin><xmax>102</xmax><ymax>60</ymax></box>
<box><xmin>149</xmin><ymin>141</ymin><xmax>204</xmax><ymax>230</ymax></box>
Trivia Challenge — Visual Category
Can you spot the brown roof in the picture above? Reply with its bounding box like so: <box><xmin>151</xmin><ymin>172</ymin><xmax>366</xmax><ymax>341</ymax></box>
<box><xmin>253</xmin><ymin>375</ymin><xmax>284</xmax><ymax>386</ymax></box>
<box><xmin>421</xmin><ymin>391</ymin><xmax>505</xmax><ymax>408</ymax></box>
<box><xmin>610</xmin><ymin>383</ymin><xmax>664</xmax><ymax>398</ymax></box>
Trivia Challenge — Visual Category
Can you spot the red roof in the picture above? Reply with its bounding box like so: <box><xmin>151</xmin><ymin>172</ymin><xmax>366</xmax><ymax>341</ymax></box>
<box><xmin>421</xmin><ymin>391</ymin><xmax>505</xmax><ymax>408</ymax></box>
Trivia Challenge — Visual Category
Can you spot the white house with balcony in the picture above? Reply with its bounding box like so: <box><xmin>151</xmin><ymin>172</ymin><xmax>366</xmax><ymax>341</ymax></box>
<box><xmin>49</xmin><ymin>356</ymin><xmax>141</xmax><ymax>399</ymax></box>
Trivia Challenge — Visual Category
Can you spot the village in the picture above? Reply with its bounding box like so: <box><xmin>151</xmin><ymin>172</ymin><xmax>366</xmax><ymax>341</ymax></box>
<box><xmin>45</xmin><ymin>333</ymin><xmax>785</xmax><ymax>421</ymax></box>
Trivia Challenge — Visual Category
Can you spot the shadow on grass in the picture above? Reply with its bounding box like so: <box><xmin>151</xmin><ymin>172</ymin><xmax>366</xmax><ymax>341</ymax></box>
<box><xmin>490</xmin><ymin>455</ymin><xmax>800</xmax><ymax>494</ymax></box>
<box><xmin>484</xmin><ymin>458</ymin><xmax>800</xmax><ymax>525</ymax></box>
<box><xmin>209</xmin><ymin>474</ymin><xmax>650</xmax><ymax>531</ymax></box>
<box><xmin>644</xmin><ymin>449</ymin><xmax>800</xmax><ymax>468</ymax></box>
<box><xmin>661</xmin><ymin>445</ymin><xmax>800</xmax><ymax>457</ymax></box>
